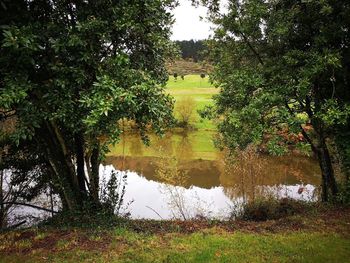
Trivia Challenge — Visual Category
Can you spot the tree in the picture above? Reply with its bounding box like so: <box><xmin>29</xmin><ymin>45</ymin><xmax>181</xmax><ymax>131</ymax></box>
<box><xmin>201</xmin><ymin>0</ymin><xmax>350</xmax><ymax>201</ymax></box>
<box><xmin>173</xmin><ymin>72</ymin><xmax>178</xmax><ymax>81</ymax></box>
<box><xmin>0</xmin><ymin>0</ymin><xmax>176</xmax><ymax>212</ymax></box>
<box><xmin>174</xmin><ymin>39</ymin><xmax>205</xmax><ymax>62</ymax></box>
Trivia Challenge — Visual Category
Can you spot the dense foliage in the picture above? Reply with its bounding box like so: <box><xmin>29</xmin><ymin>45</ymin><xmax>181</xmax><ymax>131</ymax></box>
<box><xmin>201</xmin><ymin>0</ymin><xmax>350</xmax><ymax>201</ymax></box>
<box><xmin>0</xmin><ymin>0</ymin><xmax>176</xmax><ymax>213</ymax></box>
<box><xmin>175</xmin><ymin>39</ymin><xmax>205</xmax><ymax>61</ymax></box>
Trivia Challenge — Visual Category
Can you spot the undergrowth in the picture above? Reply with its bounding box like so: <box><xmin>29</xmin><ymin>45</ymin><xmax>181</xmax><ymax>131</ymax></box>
<box><xmin>232</xmin><ymin>198</ymin><xmax>315</xmax><ymax>222</ymax></box>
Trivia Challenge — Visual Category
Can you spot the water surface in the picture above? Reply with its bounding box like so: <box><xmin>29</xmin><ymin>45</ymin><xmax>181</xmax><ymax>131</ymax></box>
<box><xmin>104</xmin><ymin>130</ymin><xmax>321</xmax><ymax>219</ymax></box>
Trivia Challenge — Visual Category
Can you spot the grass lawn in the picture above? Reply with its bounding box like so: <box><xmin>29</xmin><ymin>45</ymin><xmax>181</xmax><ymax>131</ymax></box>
<box><xmin>166</xmin><ymin>74</ymin><xmax>219</xmax><ymax>130</ymax></box>
<box><xmin>167</xmin><ymin>74</ymin><xmax>214</xmax><ymax>89</ymax></box>
<box><xmin>1</xmin><ymin>204</ymin><xmax>350</xmax><ymax>263</ymax></box>
<box><xmin>1</xmin><ymin>223</ymin><xmax>350</xmax><ymax>262</ymax></box>
<box><xmin>2</xmin><ymin>232</ymin><xmax>349</xmax><ymax>263</ymax></box>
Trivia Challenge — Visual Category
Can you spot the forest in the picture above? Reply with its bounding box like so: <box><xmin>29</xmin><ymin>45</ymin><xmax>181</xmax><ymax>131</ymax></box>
<box><xmin>175</xmin><ymin>39</ymin><xmax>205</xmax><ymax>61</ymax></box>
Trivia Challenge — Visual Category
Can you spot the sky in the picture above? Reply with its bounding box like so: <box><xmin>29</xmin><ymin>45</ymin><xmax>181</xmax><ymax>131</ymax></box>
<box><xmin>170</xmin><ymin>0</ymin><xmax>213</xmax><ymax>41</ymax></box>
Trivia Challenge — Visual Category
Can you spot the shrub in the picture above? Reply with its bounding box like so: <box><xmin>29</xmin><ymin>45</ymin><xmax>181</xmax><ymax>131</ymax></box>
<box><xmin>41</xmin><ymin>170</ymin><xmax>130</xmax><ymax>228</ymax></box>
<box><xmin>175</xmin><ymin>97</ymin><xmax>196</xmax><ymax>128</ymax></box>
<box><xmin>239</xmin><ymin>198</ymin><xmax>307</xmax><ymax>221</ymax></box>
<box><xmin>336</xmin><ymin>180</ymin><xmax>350</xmax><ymax>204</ymax></box>
<box><xmin>200</xmin><ymin>73</ymin><xmax>205</xmax><ymax>78</ymax></box>
<box><xmin>100</xmin><ymin>170</ymin><xmax>128</xmax><ymax>216</ymax></box>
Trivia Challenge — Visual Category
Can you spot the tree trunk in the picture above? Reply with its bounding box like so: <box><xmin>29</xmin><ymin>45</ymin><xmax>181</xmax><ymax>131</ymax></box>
<box><xmin>89</xmin><ymin>144</ymin><xmax>100</xmax><ymax>203</ymax></box>
<box><xmin>37</xmin><ymin>121</ymin><xmax>103</xmax><ymax>211</ymax></box>
<box><xmin>304</xmin><ymin>94</ymin><xmax>338</xmax><ymax>202</ymax></box>
<box><xmin>310</xmin><ymin>111</ymin><xmax>338</xmax><ymax>202</ymax></box>
<box><xmin>0</xmin><ymin>169</ymin><xmax>5</xmax><ymax>229</ymax></box>
<box><xmin>75</xmin><ymin>133</ymin><xmax>86</xmax><ymax>195</ymax></box>
<box><xmin>40</xmin><ymin>122</ymin><xmax>82</xmax><ymax>210</ymax></box>
<box><xmin>316</xmin><ymin>137</ymin><xmax>338</xmax><ymax>202</ymax></box>
<box><xmin>46</xmin><ymin>164</ymin><xmax>69</xmax><ymax>211</ymax></box>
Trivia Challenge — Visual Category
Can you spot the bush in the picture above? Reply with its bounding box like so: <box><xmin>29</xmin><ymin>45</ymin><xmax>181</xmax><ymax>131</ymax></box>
<box><xmin>100</xmin><ymin>170</ymin><xmax>128</xmax><ymax>216</ymax></box>
<box><xmin>336</xmin><ymin>180</ymin><xmax>350</xmax><ymax>204</ymax></box>
<box><xmin>40</xmin><ymin>203</ymin><xmax>120</xmax><ymax>229</ymax></box>
<box><xmin>175</xmin><ymin>97</ymin><xmax>196</xmax><ymax>128</ymax></box>
<box><xmin>239</xmin><ymin>198</ymin><xmax>308</xmax><ymax>221</ymax></box>
<box><xmin>40</xmin><ymin>171</ymin><xmax>130</xmax><ymax>228</ymax></box>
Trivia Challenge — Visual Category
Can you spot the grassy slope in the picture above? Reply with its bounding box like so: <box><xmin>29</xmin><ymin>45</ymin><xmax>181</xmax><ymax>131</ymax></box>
<box><xmin>166</xmin><ymin>74</ymin><xmax>219</xmax><ymax>130</ymax></box>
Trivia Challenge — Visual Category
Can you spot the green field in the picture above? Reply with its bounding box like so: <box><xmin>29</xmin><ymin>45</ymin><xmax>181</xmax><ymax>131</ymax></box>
<box><xmin>1</xmin><ymin>229</ymin><xmax>349</xmax><ymax>262</ymax></box>
<box><xmin>107</xmin><ymin>75</ymin><xmax>219</xmax><ymax>160</ymax></box>
<box><xmin>166</xmin><ymin>74</ymin><xmax>219</xmax><ymax>130</ymax></box>
<box><xmin>166</xmin><ymin>74</ymin><xmax>214</xmax><ymax>89</ymax></box>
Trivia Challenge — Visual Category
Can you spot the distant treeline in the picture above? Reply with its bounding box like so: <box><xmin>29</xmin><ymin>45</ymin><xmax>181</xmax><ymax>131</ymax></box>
<box><xmin>175</xmin><ymin>40</ymin><xmax>205</xmax><ymax>62</ymax></box>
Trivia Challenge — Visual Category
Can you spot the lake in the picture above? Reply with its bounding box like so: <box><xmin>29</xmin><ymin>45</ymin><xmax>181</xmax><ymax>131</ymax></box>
<box><xmin>6</xmin><ymin>129</ymin><xmax>321</xmax><ymax>224</ymax></box>
<box><xmin>103</xmin><ymin>130</ymin><xmax>321</xmax><ymax>220</ymax></box>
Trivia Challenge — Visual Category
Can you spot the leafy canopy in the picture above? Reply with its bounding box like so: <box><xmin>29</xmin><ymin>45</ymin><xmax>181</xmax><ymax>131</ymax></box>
<box><xmin>201</xmin><ymin>0</ymin><xmax>350</xmax><ymax>155</ymax></box>
<box><xmin>0</xmin><ymin>0</ymin><xmax>176</xmax><ymax>149</ymax></box>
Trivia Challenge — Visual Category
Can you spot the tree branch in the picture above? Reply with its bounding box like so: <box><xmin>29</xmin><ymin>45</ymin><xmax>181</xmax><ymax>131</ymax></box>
<box><xmin>284</xmin><ymin>102</ymin><xmax>318</xmax><ymax>153</ymax></box>
<box><xmin>239</xmin><ymin>31</ymin><xmax>265</xmax><ymax>65</ymax></box>
<box><xmin>234</xmin><ymin>2</ymin><xmax>265</xmax><ymax>66</ymax></box>
<box><xmin>1</xmin><ymin>202</ymin><xmax>58</xmax><ymax>214</ymax></box>
<box><xmin>0</xmin><ymin>109</ymin><xmax>16</xmax><ymax>120</ymax></box>
<box><xmin>3</xmin><ymin>220</ymin><xmax>27</xmax><ymax>231</ymax></box>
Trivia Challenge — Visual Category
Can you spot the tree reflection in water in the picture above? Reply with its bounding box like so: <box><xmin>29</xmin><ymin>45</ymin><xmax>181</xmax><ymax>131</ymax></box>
<box><xmin>219</xmin><ymin>146</ymin><xmax>320</xmax><ymax>202</ymax></box>
<box><xmin>104</xmin><ymin>130</ymin><xmax>321</xmax><ymax>218</ymax></box>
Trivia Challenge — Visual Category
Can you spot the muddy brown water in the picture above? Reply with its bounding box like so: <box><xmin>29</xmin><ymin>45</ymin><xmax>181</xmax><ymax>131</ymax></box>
<box><xmin>8</xmin><ymin>130</ymin><xmax>321</xmax><ymax>223</ymax></box>
<box><xmin>103</xmin><ymin>131</ymin><xmax>321</xmax><ymax>219</ymax></box>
